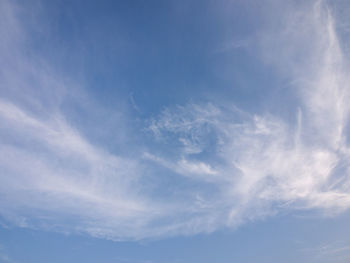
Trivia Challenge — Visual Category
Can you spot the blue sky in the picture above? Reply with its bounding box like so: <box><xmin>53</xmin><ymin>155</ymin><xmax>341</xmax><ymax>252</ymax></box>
<box><xmin>1</xmin><ymin>0</ymin><xmax>350</xmax><ymax>262</ymax></box>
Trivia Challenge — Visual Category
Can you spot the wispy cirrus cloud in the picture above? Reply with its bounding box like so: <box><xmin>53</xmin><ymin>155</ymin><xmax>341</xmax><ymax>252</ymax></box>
<box><xmin>0</xmin><ymin>0</ymin><xmax>162</xmax><ymax>240</ymax></box>
<box><xmin>0</xmin><ymin>0</ymin><xmax>350</xmax><ymax>241</ymax></box>
<box><xmin>146</xmin><ymin>0</ymin><xmax>350</xmax><ymax>227</ymax></box>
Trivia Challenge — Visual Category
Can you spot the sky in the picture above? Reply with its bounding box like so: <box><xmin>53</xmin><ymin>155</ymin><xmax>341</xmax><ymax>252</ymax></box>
<box><xmin>1</xmin><ymin>0</ymin><xmax>350</xmax><ymax>262</ymax></box>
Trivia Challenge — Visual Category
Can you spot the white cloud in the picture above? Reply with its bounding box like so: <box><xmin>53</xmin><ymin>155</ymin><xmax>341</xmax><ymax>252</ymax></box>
<box><xmin>147</xmin><ymin>0</ymin><xmax>350</xmax><ymax>227</ymax></box>
<box><xmin>1</xmin><ymin>0</ymin><xmax>350</xmax><ymax>241</ymax></box>
<box><xmin>0</xmin><ymin>0</ymin><xmax>163</xmax><ymax>240</ymax></box>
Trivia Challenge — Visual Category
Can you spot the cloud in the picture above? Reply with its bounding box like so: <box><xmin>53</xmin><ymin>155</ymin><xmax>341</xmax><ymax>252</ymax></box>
<box><xmin>0</xmin><ymin>0</ymin><xmax>350</xmax><ymax>241</ymax></box>
<box><xmin>302</xmin><ymin>241</ymin><xmax>350</xmax><ymax>263</ymax></box>
<box><xmin>0</xmin><ymin>99</ymin><xmax>162</xmax><ymax>238</ymax></box>
<box><xmin>0</xmin><ymin>244</ymin><xmax>12</xmax><ymax>263</ymax></box>
<box><xmin>146</xmin><ymin>0</ymin><xmax>350</xmax><ymax>226</ymax></box>
<box><xmin>0</xmin><ymin>0</ymin><xmax>162</xmax><ymax>240</ymax></box>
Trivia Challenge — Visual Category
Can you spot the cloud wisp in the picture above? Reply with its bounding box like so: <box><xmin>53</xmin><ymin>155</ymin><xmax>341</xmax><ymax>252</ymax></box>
<box><xmin>146</xmin><ymin>0</ymin><xmax>350</xmax><ymax>230</ymax></box>
<box><xmin>0</xmin><ymin>0</ymin><xmax>350</xmax><ymax>240</ymax></box>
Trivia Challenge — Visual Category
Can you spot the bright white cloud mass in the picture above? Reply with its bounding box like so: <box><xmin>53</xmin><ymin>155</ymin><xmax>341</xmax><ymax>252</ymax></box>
<box><xmin>1</xmin><ymin>0</ymin><xmax>350</xmax><ymax>241</ymax></box>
